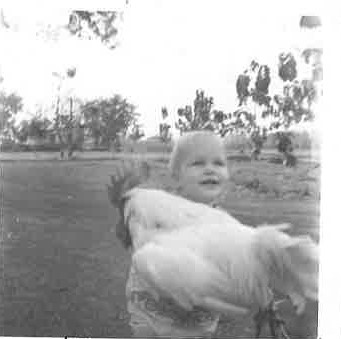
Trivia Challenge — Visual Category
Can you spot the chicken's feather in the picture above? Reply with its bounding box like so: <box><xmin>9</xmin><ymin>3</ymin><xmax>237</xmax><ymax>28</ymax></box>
<box><xmin>123</xmin><ymin>188</ymin><xmax>242</xmax><ymax>249</ymax></box>
<box><xmin>125</xmin><ymin>188</ymin><xmax>319</xmax><ymax>317</ymax></box>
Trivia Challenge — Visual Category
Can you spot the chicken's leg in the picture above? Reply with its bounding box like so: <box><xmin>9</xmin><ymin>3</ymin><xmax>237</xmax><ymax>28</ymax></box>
<box><xmin>254</xmin><ymin>300</ymin><xmax>291</xmax><ymax>339</ymax></box>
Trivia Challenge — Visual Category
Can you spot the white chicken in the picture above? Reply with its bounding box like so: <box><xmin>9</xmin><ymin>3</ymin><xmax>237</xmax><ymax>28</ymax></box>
<box><xmin>108</xmin><ymin>171</ymin><xmax>319</xmax><ymax>338</ymax></box>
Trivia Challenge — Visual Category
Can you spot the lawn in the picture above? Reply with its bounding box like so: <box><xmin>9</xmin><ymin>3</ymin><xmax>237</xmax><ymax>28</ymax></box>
<box><xmin>1</xmin><ymin>153</ymin><xmax>320</xmax><ymax>337</ymax></box>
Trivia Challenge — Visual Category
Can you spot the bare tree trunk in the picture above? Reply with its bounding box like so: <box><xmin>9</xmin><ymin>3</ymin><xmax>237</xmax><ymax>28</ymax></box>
<box><xmin>53</xmin><ymin>93</ymin><xmax>66</xmax><ymax>160</ymax></box>
<box><xmin>283</xmin><ymin>151</ymin><xmax>297</xmax><ymax>167</ymax></box>
<box><xmin>251</xmin><ymin>148</ymin><xmax>261</xmax><ymax>161</ymax></box>
<box><xmin>67</xmin><ymin>97</ymin><xmax>74</xmax><ymax>159</ymax></box>
<box><xmin>56</xmin><ymin>131</ymin><xmax>65</xmax><ymax>159</ymax></box>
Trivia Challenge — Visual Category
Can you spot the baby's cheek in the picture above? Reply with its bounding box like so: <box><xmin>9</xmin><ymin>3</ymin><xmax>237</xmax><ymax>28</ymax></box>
<box><xmin>221</xmin><ymin>168</ymin><xmax>230</xmax><ymax>180</ymax></box>
<box><xmin>226</xmin><ymin>170</ymin><xmax>230</xmax><ymax>181</ymax></box>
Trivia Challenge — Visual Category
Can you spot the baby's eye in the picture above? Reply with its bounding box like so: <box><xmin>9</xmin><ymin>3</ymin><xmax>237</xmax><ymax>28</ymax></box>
<box><xmin>214</xmin><ymin>160</ymin><xmax>225</xmax><ymax>166</ymax></box>
<box><xmin>191</xmin><ymin>160</ymin><xmax>205</xmax><ymax>166</ymax></box>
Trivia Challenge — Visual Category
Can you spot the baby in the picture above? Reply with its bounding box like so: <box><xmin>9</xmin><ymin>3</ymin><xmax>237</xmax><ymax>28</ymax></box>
<box><xmin>113</xmin><ymin>131</ymin><xmax>230</xmax><ymax>337</ymax></box>
<box><xmin>169</xmin><ymin>130</ymin><xmax>229</xmax><ymax>205</ymax></box>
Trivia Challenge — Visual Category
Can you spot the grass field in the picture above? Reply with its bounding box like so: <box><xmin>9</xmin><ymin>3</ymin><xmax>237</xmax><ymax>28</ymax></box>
<box><xmin>1</xmin><ymin>152</ymin><xmax>320</xmax><ymax>337</ymax></box>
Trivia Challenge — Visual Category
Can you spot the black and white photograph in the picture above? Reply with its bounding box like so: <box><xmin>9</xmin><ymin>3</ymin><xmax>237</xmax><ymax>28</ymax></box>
<box><xmin>1</xmin><ymin>1</ymin><xmax>336</xmax><ymax>338</ymax></box>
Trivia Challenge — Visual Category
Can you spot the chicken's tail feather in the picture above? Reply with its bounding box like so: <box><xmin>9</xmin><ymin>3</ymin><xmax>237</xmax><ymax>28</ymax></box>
<box><xmin>254</xmin><ymin>226</ymin><xmax>319</xmax><ymax>314</ymax></box>
<box><xmin>107</xmin><ymin>160</ymin><xmax>150</xmax><ymax>249</ymax></box>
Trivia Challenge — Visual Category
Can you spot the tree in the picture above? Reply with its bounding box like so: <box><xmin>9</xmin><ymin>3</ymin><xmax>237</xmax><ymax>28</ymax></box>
<box><xmin>299</xmin><ymin>16</ymin><xmax>321</xmax><ymax>29</ymax></box>
<box><xmin>175</xmin><ymin>90</ymin><xmax>213</xmax><ymax>133</ymax></box>
<box><xmin>229</xmin><ymin>46</ymin><xmax>320</xmax><ymax>165</ymax></box>
<box><xmin>0</xmin><ymin>91</ymin><xmax>23</xmax><ymax>138</ymax></box>
<box><xmin>0</xmin><ymin>9</ymin><xmax>126</xmax><ymax>156</ymax></box>
<box><xmin>278</xmin><ymin>52</ymin><xmax>297</xmax><ymax>82</ymax></box>
<box><xmin>15</xmin><ymin>120</ymin><xmax>30</xmax><ymax>143</ymax></box>
<box><xmin>16</xmin><ymin>115</ymin><xmax>52</xmax><ymax>142</ymax></box>
<box><xmin>52</xmin><ymin>67</ymin><xmax>84</xmax><ymax>159</ymax></box>
<box><xmin>234</xmin><ymin>60</ymin><xmax>272</xmax><ymax>160</ymax></box>
<box><xmin>159</xmin><ymin>107</ymin><xmax>172</xmax><ymax>143</ymax></box>
<box><xmin>231</xmin><ymin>57</ymin><xmax>317</xmax><ymax>164</ymax></box>
<box><xmin>1</xmin><ymin>7</ymin><xmax>122</xmax><ymax>47</ymax></box>
<box><xmin>129</xmin><ymin>121</ymin><xmax>145</xmax><ymax>141</ymax></box>
<box><xmin>81</xmin><ymin>95</ymin><xmax>138</xmax><ymax>149</ymax></box>
<box><xmin>175</xmin><ymin>90</ymin><xmax>227</xmax><ymax>136</ymax></box>
<box><xmin>274</xmin><ymin>131</ymin><xmax>296</xmax><ymax>167</ymax></box>
<box><xmin>299</xmin><ymin>18</ymin><xmax>322</xmax><ymax>83</ymax></box>
<box><xmin>67</xmin><ymin>11</ymin><xmax>121</xmax><ymax>49</ymax></box>
<box><xmin>270</xmin><ymin>51</ymin><xmax>319</xmax><ymax>165</ymax></box>
<box><xmin>223</xmin><ymin>16</ymin><xmax>322</xmax><ymax>165</ymax></box>
<box><xmin>301</xmin><ymin>48</ymin><xmax>322</xmax><ymax>82</ymax></box>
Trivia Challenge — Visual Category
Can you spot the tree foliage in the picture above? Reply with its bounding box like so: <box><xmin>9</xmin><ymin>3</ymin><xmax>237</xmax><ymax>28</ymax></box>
<box><xmin>159</xmin><ymin>107</ymin><xmax>172</xmax><ymax>143</ymax></box>
<box><xmin>233</xmin><ymin>60</ymin><xmax>272</xmax><ymax>158</ymax></box>
<box><xmin>175</xmin><ymin>90</ymin><xmax>227</xmax><ymax>135</ymax></box>
<box><xmin>299</xmin><ymin>16</ymin><xmax>321</xmax><ymax>28</ymax></box>
<box><xmin>0</xmin><ymin>91</ymin><xmax>23</xmax><ymax>135</ymax></box>
<box><xmin>278</xmin><ymin>53</ymin><xmax>297</xmax><ymax>82</ymax></box>
<box><xmin>26</xmin><ymin>116</ymin><xmax>51</xmax><ymax>139</ymax></box>
<box><xmin>268</xmin><ymin>50</ymin><xmax>319</xmax><ymax>132</ymax></box>
<box><xmin>275</xmin><ymin>131</ymin><xmax>294</xmax><ymax>154</ymax></box>
<box><xmin>67</xmin><ymin>11</ymin><xmax>120</xmax><ymax>49</ymax></box>
<box><xmin>229</xmin><ymin>41</ymin><xmax>320</xmax><ymax>164</ymax></box>
<box><xmin>129</xmin><ymin>121</ymin><xmax>145</xmax><ymax>141</ymax></box>
<box><xmin>301</xmin><ymin>48</ymin><xmax>322</xmax><ymax>82</ymax></box>
<box><xmin>81</xmin><ymin>95</ymin><xmax>138</xmax><ymax>148</ymax></box>
<box><xmin>236</xmin><ymin>60</ymin><xmax>272</xmax><ymax>107</ymax></box>
<box><xmin>15</xmin><ymin>116</ymin><xmax>52</xmax><ymax>142</ymax></box>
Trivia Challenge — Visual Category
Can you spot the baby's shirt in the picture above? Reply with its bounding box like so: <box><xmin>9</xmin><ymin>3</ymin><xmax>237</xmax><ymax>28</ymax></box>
<box><xmin>126</xmin><ymin>264</ymin><xmax>220</xmax><ymax>336</ymax></box>
<box><xmin>125</xmin><ymin>197</ymin><xmax>223</xmax><ymax>336</ymax></box>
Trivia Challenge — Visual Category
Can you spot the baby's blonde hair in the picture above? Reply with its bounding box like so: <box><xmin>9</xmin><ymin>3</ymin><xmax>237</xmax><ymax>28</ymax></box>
<box><xmin>169</xmin><ymin>131</ymin><xmax>225</xmax><ymax>179</ymax></box>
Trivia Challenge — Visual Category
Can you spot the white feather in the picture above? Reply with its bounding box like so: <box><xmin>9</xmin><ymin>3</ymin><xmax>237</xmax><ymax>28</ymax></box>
<box><xmin>124</xmin><ymin>188</ymin><xmax>319</xmax><ymax>318</ymax></box>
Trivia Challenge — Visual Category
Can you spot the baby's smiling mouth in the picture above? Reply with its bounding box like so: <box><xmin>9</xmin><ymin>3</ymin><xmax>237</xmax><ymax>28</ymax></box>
<box><xmin>200</xmin><ymin>178</ymin><xmax>219</xmax><ymax>185</ymax></box>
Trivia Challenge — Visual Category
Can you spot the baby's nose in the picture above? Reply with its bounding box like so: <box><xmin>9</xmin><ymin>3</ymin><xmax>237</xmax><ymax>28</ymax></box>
<box><xmin>204</xmin><ymin>164</ymin><xmax>216</xmax><ymax>174</ymax></box>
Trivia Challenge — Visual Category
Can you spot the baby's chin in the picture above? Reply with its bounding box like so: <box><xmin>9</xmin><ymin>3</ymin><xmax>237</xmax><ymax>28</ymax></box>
<box><xmin>191</xmin><ymin>189</ymin><xmax>222</xmax><ymax>204</ymax></box>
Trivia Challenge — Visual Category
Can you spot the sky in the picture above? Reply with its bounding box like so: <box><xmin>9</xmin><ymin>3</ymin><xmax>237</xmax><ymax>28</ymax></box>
<box><xmin>0</xmin><ymin>0</ymin><xmax>323</xmax><ymax>137</ymax></box>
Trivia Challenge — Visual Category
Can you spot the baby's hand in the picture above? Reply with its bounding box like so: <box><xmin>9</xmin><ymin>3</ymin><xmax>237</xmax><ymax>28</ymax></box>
<box><xmin>108</xmin><ymin>160</ymin><xmax>150</xmax><ymax>207</ymax></box>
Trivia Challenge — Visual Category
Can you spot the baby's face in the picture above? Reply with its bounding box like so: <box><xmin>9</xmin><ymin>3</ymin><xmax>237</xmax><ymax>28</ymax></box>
<box><xmin>177</xmin><ymin>137</ymin><xmax>229</xmax><ymax>204</ymax></box>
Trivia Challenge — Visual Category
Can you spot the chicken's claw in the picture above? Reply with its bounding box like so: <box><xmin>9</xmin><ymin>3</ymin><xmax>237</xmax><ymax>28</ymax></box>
<box><xmin>254</xmin><ymin>300</ymin><xmax>291</xmax><ymax>339</ymax></box>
